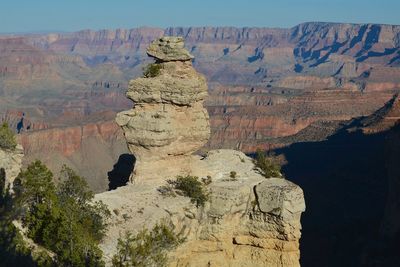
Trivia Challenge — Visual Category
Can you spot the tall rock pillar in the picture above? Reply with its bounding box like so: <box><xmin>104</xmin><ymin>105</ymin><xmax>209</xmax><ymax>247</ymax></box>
<box><xmin>116</xmin><ymin>37</ymin><xmax>210</xmax><ymax>181</ymax></box>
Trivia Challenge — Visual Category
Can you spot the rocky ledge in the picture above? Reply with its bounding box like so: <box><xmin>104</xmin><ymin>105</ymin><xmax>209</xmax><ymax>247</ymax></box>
<box><xmin>97</xmin><ymin>37</ymin><xmax>305</xmax><ymax>267</ymax></box>
<box><xmin>96</xmin><ymin>150</ymin><xmax>305</xmax><ymax>267</ymax></box>
<box><xmin>0</xmin><ymin>144</ymin><xmax>24</xmax><ymax>188</ymax></box>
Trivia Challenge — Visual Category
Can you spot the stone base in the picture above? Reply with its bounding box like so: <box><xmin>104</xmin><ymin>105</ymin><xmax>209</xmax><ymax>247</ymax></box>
<box><xmin>95</xmin><ymin>150</ymin><xmax>305</xmax><ymax>267</ymax></box>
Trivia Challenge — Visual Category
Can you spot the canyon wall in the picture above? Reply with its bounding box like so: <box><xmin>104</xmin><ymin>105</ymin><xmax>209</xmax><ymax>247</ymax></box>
<box><xmin>18</xmin><ymin>120</ymin><xmax>129</xmax><ymax>192</ymax></box>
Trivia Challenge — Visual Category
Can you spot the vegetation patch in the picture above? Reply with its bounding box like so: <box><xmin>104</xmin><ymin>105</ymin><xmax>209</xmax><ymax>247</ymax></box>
<box><xmin>143</xmin><ymin>63</ymin><xmax>162</xmax><ymax>78</ymax></box>
<box><xmin>157</xmin><ymin>184</ymin><xmax>177</xmax><ymax>198</ymax></box>
<box><xmin>1</xmin><ymin>168</ymin><xmax>52</xmax><ymax>267</ymax></box>
<box><xmin>222</xmin><ymin>171</ymin><xmax>238</xmax><ymax>182</ymax></box>
<box><xmin>164</xmin><ymin>175</ymin><xmax>209</xmax><ymax>207</ymax></box>
<box><xmin>253</xmin><ymin>149</ymin><xmax>284</xmax><ymax>178</ymax></box>
<box><xmin>12</xmin><ymin>161</ymin><xmax>110</xmax><ymax>266</ymax></box>
<box><xmin>112</xmin><ymin>221</ymin><xmax>184</xmax><ymax>267</ymax></box>
<box><xmin>201</xmin><ymin>175</ymin><xmax>212</xmax><ymax>185</ymax></box>
<box><xmin>0</xmin><ymin>123</ymin><xmax>17</xmax><ymax>151</ymax></box>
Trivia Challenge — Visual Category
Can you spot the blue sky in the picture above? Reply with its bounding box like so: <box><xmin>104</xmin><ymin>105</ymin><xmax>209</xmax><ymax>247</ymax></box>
<box><xmin>1</xmin><ymin>0</ymin><xmax>399</xmax><ymax>33</ymax></box>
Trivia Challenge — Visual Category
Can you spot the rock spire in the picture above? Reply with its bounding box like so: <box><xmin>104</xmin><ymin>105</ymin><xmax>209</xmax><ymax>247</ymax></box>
<box><xmin>116</xmin><ymin>36</ymin><xmax>210</xmax><ymax>180</ymax></box>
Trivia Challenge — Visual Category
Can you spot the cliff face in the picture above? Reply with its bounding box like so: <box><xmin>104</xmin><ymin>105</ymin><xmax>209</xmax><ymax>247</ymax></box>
<box><xmin>2</xmin><ymin>22</ymin><xmax>400</xmax><ymax>91</ymax></box>
<box><xmin>206</xmin><ymin>87</ymin><xmax>394</xmax><ymax>152</ymax></box>
<box><xmin>0</xmin><ymin>145</ymin><xmax>23</xmax><ymax>188</ymax></box>
<box><xmin>96</xmin><ymin>37</ymin><xmax>305</xmax><ymax>267</ymax></box>
<box><xmin>18</xmin><ymin>120</ymin><xmax>129</xmax><ymax>192</ymax></box>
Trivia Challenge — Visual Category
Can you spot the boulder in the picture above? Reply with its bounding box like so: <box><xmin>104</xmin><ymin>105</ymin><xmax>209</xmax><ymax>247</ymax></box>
<box><xmin>147</xmin><ymin>36</ymin><xmax>194</xmax><ymax>62</ymax></box>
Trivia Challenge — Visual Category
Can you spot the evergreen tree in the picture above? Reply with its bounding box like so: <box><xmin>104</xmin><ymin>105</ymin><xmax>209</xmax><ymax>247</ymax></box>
<box><xmin>0</xmin><ymin>122</ymin><xmax>17</xmax><ymax>150</ymax></box>
<box><xmin>14</xmin><ymin>162</ymin><xmax>110</xmax><ymax>267</ymax></box>
<box><xmin>0</xmin><ymin>168</ymin><xmax>42</xmax><ymax>267</ymax></box>
<box><xmin>14</xmin><ymin>161</ymin><xmax>59</xmax><ymax>244</ymax></box>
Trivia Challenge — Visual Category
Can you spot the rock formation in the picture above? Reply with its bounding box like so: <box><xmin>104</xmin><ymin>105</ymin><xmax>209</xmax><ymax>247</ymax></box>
<box><xmin>116</xmin><ymin>36</ymin><xmax>210</xmax><ymax>180</ymax></box>
<box><xmin>97</xmin><ymin>150</ymin><xmax>305</xmax><ymax>267</ymax></box>
<box><xmin>0</xmin><ymin>144</ymin><xmax>24</xmax><ymax>188</ymax></box>
<box><xmin>96</xmin><ymin>37</ymin><xmax>305</xmax><ymax>267</ymax></box>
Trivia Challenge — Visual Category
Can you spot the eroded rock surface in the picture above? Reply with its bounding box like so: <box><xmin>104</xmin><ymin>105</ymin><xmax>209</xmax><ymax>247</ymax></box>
<box><xmin>99</xmin><ymin>37</ymin><xmax>305</xmax><ymax>267</ymax></box>
<box><xmin>0</xmin><ymin>145</ymin><xmax>24</xmax><ymax>188</ymax></box>
<box><xmin>147</xmin><ymin>36</ymin><xmax>194</xmax><ymax>62</ymax></box>
<box><xmin>116</xmin><ymin>37</ymin><xmax>210</xmax><ymax>177</ymax></box>
<box><xmin>96</xmin><ymin>150</ymin><xmax>305</xmax><ymax>267</ymax></box>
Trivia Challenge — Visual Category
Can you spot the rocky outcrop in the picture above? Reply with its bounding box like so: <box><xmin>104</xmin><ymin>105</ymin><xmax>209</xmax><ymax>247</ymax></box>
<box><xmin>97</xmin><ymin>150</ymin><xmax>305</xmax><ymax>267</ymax></box>
<box><xmin>97</xmin><ymin>37</ymin><xmax>305</xmax><ymax>267</ymax></box>
<box><xmin>0</xmin><ymin>145</ymin><xmax>24</xmax><ymax>188</ymax></box>
<box><xmin>116</xmin><ymin>36</ymin><xmax>210</xmax><ymax>179</ymax></box>
<box><xmin>146</xmin><ymin>37</ymin><xmax>194</xmax><ymax>62</ymax></box>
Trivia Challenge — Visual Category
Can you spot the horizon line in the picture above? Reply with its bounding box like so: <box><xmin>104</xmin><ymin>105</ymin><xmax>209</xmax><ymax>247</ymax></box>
<box><xmin>0</xmin><ymin>21</ymin><xmax>400</xmax><ymax>35</ymax></box>
<box><xmin>1</xmin><ymin>21</ymin><xmax>400</xmax><ymax>35</ymax></box>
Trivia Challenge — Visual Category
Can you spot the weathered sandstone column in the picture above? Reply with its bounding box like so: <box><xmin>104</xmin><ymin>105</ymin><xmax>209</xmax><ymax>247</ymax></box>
<box><xmin>116</xmin><ymin>37</ymin><xmax>210</xmax><ymax>181</ymax></box>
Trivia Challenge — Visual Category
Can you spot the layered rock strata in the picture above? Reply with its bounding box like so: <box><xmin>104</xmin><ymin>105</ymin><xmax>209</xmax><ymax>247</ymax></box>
<box><xmin>98</xmin><ymin>37</ymin><xmax>305</xmax><ymax>267</ymax></box>
<box><xmin>116</xmin><ymin>36</ymin><xmax>210</xmax><ymax>180</ymax></box>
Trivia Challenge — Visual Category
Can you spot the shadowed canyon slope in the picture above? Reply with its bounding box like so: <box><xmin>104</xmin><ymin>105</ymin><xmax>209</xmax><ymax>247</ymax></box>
<box><xmin>270</xmin><ymin>94</ymin><xmax>400</xmax><ymax>266</ymax></box>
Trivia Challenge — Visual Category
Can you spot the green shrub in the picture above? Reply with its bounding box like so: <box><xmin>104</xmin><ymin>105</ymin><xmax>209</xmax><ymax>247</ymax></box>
<box><xmin>230</xmin><ymin>171</ymin><xmax>237</xmax><ymax>179</ymax></box>
<box><xmin>13</xmin><ymin>162</ymin><xmax>110</xmax><ymax>267</ymax></box>
<box><xmin>112</xmin><ymin>221</ymin><xmax>183</xmax><ymax>267</ymax></box>
<box><xmin>253</xmin><ymin>149</ymin><xmax>284</xmax><ymax>178</ymax></box>
<box><xmin>0</xmin><ymin>123</ymin><xmax>17</xmax><ymax>150</ymax></box>
<box><xmin>1</xmin><ymin>167</ymin><xmax>52</xmax><ymax>267</ymax></box>
<box><xmin>168</xmin><ymin>175</ymin><xmax>208</xmax><ymax>207</ymax></box>
<box><xmin>143</xmin><ymin>63</ymin><xmax>162</xmax><ymax>78</ymax></box>
<box><xmin>157</xmin><ymin>184</ymin><xmax>177</xmax><ymax>198</ymax></box>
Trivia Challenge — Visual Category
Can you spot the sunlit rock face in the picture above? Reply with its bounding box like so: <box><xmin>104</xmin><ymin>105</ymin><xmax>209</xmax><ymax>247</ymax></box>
<box><xmin>0</xmin><ymin>145</ymin><xmax>23</xmax><ymax>189</ymax></box>
<box><xmin>116</xmin><ymin>36</ymin><xmax>210</xmax><ymax>180</ymax></box>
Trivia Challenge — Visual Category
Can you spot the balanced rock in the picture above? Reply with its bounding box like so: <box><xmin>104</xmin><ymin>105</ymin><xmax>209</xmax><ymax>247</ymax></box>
<box><xmin>146</xmin><ymin>36</ymin><xmax>194</xmax><ymax>62</ymax></box>
<box><xmin>116</xmin><ymin>37</ymin><xmax>210</xmax><ymax>179</ymax></box>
